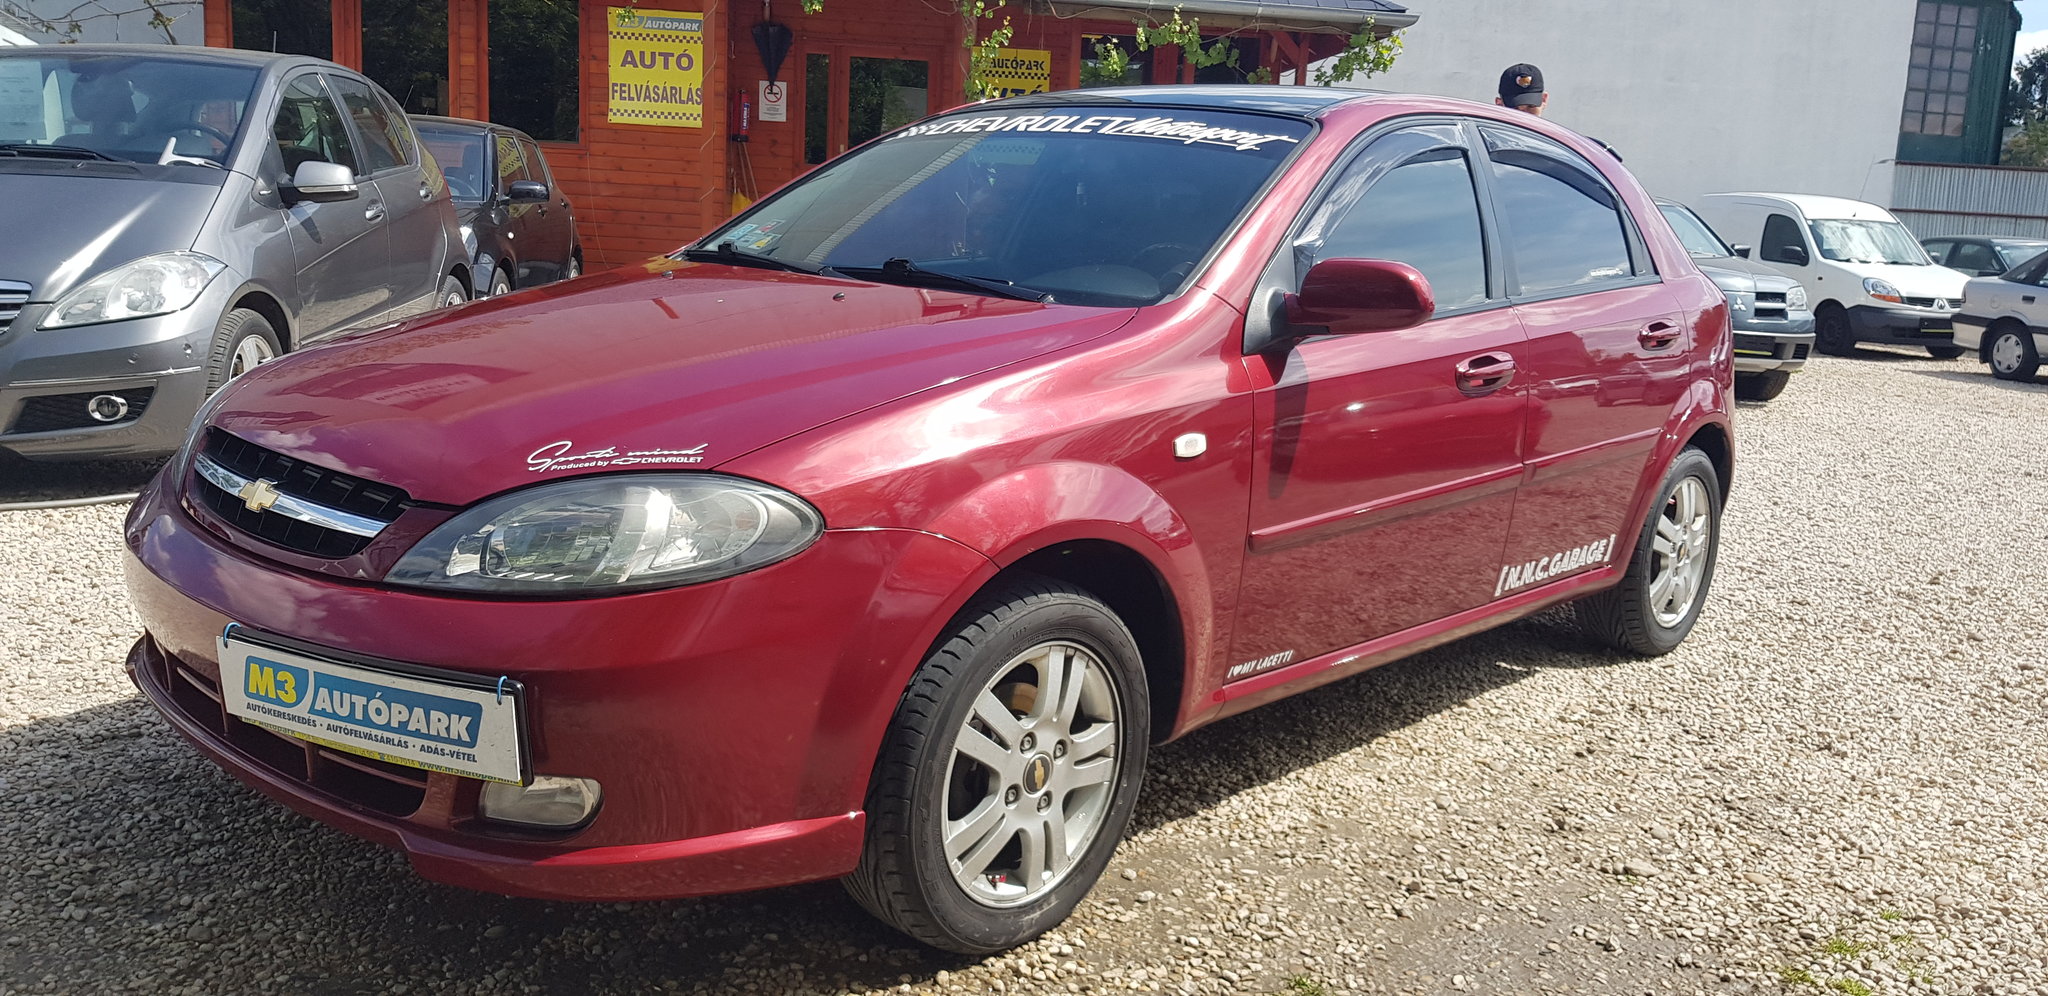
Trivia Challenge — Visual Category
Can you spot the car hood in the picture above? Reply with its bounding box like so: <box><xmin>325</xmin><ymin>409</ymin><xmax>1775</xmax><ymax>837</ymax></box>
<box><xmin>207</xmin><ymin>260</ymin><xmax>1139</xmax><ymax>505</ymax></box>
<box><xmin>1833</xmin><ymin>261</ymin><xmax>1970</xmax><ymax>299</ymax></box>
<box><xmin>0</xmin><ymin>168</ymin><xmax>221</xmax><ymax>301</ymax></box>
<box><xmin>1695</xmin><ymin>255</ymin><xmax>1801</xmax><ymax>295</ymax></box>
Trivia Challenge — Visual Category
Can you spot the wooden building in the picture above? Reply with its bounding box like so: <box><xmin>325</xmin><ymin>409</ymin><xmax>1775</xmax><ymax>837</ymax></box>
<box><xmin>201</xmin><ymin>0</ymin><xmax>1412</xmax><ymax>267</ymax></box>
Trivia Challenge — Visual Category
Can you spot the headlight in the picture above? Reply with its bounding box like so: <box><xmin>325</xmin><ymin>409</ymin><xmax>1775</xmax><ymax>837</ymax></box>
<box><xmin>1787</xmin><ymin>284</ymin><xmax>1808</xmax><ymax>309</ymax></box>
<box><xmin>1862</xmin><ymin>278</ymin><xmax>1903</xmax><ymax>304</ymax></box>
<box><xmin>386</xmin><ymin>474</ymin><xmax>824</xmax><ymax>595</ymax></box>
<box><xmin>40</xmin><ymin>251</ymin><xmax>226</xmax><ymax>329</ymax></box>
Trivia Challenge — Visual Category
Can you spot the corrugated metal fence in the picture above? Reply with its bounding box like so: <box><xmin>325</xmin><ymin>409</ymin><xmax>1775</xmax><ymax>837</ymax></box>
<box><xmin>1892</xmin><ymin>162</ymin><xmax>2048</xmax><ymax>239</ymax></box>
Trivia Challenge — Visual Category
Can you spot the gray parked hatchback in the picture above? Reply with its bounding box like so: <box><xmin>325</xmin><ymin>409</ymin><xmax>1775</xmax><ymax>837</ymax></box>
<box><xmin>0</xmin><ymin>45</ymin><xmax>470</xmax><ymax>462</ymax></box>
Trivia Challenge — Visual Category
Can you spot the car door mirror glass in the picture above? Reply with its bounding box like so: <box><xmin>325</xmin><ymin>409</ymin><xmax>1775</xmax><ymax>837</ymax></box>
<box><xmin>506</xmin><ymin>179</ymin><xmax>550</xmax><ymax>202</ymax></box>
<box><xmin>289</xmin><ymin>160</ymin><xmax>359</xmax><ymax>202</ymax></box>
<box><xmin>1285</xmin><ymin>258</ymin><xmax>1436</xmax><ymax>335</ymax></box>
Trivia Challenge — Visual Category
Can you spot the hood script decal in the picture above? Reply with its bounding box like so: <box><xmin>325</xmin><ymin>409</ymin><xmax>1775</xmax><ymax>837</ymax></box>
<box><xmin>526</xmin><ymin>441</ymin><xmax>709</xmax><ymax>473</ymax></box>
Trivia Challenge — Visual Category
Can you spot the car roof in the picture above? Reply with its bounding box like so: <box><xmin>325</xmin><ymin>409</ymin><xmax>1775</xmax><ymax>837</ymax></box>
<box><xmin>989</xmin><ymin>84</ymin><xmax>1386</xmax><ymax>118</ymax></box>
<box><xmin>413</xmin><ymin>115</ymin><xmax>527</xmax><ymax>138</ymax></box>
<box><xmin>1702</xmin><ymin>192</ymin><xmax>1898</xmax><ymax>221</ymax></box>
<box><xmin>0</xmin><ymin>42</ymin><xmax>331</xmax><ymax>70</ymax></box>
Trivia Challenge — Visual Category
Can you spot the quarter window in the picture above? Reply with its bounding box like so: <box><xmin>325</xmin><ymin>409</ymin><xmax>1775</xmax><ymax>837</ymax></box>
<box><xmin>272</xmin><ymin>75</ymin><xmax>357</xmax><ymax>176</ymax></box>
<box><xmin>1482</xmin><ymin>131</ymin><xmax>1634</xmax><ymax>295</ymax></box>
<box><xmin>1760</xmin><ymin>214</ymin><xmax>1808</xmax><ymax>266</ymax></box>
<box><xmin>1298</xmin><ymin>145</ymin><xmax>1489</xmax><ymax>312</ymax></box>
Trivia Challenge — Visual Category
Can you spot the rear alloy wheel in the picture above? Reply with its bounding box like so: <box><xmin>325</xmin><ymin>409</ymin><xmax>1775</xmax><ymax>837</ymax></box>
<box><xmin>845</xmin><ymin>576</ymin><xmax>1148</xmax><ymax>954</ymax></box>
<box><xmin>439</xmin><ymin>275</ymin><xmax>468</xmax><ymax>309</ymax></box>
<box><xmin>1926</xmin><ymin>344</ymin><xmax>1966</xmax><ymax>360</ymax></box>
<box><xmin>204</xmin><ymin>308</ymin><xmax>282</xmax><ymax>394</ymax></box>
<box><xmin>1814</xmin><ymin>305</ymin><xmax>1855</xmax><ymax>355</ymax></box>
<box><xmin>566</xmin><ymin>255</ymin><xmax>582</xmax><ymax>281</ymax></box>
<box><xmin>1576</xmin><ymin>447</ymin><xmax>1722</xmax><ymax>656</ymax></box>
<box><xmin>1988</xmin><ymin>326</ymin><xmax>2041</xmax><ymax>381</ymax></box>
<box><xmin>1734</xmin><ymin>369</ymin><xmax>1790</xmax><ymax>402</ymax></box>
<box><xmin>489</xmin><ymin>269</ymin><xmax>512</xmax><ymax>298</ymax></box>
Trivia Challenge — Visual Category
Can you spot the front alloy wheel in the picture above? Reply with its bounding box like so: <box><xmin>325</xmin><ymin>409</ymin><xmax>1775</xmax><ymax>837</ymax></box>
<box><xmin>846</xmin><ymin>577</ymin><xmax>1148</xmax><ymax>953</ymax></box>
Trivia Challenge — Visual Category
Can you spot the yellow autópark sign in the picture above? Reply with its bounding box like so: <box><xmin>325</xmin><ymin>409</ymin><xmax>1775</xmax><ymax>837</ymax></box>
<box><xmin>607</xmin><ymin>8</ymin><xmax>705</xmax><ymax>128</ymax></box>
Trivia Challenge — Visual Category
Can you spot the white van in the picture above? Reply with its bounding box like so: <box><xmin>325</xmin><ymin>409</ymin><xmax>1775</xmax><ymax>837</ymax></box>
<box><xmin>1694</xmin><ymin>193</ymin><xmax>1969</xmax><ymax>358</ymax></box>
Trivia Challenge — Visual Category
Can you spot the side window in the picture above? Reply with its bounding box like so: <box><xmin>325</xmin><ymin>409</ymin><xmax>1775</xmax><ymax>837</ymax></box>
<box><xmin>271</xmin><ymin>74</ymin><xmax>357</xmax><ymax>177</ymax></box>
<box><xmin>495</xmin><ymin>132</ymin><xmax>533</xmax><ymax>195</ymax></box>
<box><xmin>376</xmin><ymin>90</ymin><xmax>419</xmax><ymax>167</ymax></box>
<box><xmin>1760</xmin><ymin>214</ymin><xmax>1808</xmax><ymax>265</ymax></box>
<box><xmin>1298</xmin><ymin>146</ymin><xmax>1489</xmax><ymax>312</ymax></box>
<box><xmin>328</xmin><ymin>75</ymin><xmax>407</xmax><ymax>174</ymax></box>
<box><xmin>1950</xmin><ymin>242</ymin><xmax>1998</xmax><ymax>274</ymax></box>
<box><xmin>517</xmin><ymin>138</ymin><xmax>552</xmax><ymax>188</ymax></box>
<box><xmin>1482</xmin><ymin>137</ymin><xmax>1635</xmax><ymax>296</ymax></box>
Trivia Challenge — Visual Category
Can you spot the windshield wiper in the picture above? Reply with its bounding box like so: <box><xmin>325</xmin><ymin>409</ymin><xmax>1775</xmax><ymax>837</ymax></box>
<box><xmin>0</xmin><ymin>142</ymin><xmax>122</xmax><ymax>162</ymax></box>
<box><xmin>679</xmin><ymin>241</ymin><xmax>826</xmax><ymax>275</ymax></box>
<box><xmin>830</xmin><ymin>258</ymin><xmax>1051</xmax><ymax>302</ymax></box>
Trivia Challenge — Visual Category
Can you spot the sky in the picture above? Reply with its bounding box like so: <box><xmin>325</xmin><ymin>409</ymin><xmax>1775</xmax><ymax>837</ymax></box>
<box><xmin>2019</xmin><ymin>0</ymin><xmax>2048</xmax><ymax>63</ymax></box>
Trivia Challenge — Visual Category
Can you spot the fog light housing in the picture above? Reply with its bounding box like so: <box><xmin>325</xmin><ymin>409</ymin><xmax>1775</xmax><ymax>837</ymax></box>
<box><xmin>478</xmin><ymin>775</ymin><xmax>602</xmax><ymax>830</ymax></box>
<box><xmin>87</xmin><ymin>394</ymin><xmax>130</xmax><ymax>423</ymax></box>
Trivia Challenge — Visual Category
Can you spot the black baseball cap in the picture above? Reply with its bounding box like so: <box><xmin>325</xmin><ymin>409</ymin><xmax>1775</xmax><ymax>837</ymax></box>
<box><xmin>1498</xmin><ymin>63</ymin><xmax>1545</xmax><ymax>107</ymax></box>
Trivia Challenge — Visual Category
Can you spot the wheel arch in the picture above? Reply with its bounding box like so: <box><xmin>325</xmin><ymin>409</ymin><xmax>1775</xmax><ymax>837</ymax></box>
<box><xmin>1682</xmin><ymin>419</ymin><xmax>1733</xmax><ymax>503</ymax></box>
<box><xmin>225</xmin><ymin>285</ymin><xmax>294</xmax><ymax>351</ymax></box>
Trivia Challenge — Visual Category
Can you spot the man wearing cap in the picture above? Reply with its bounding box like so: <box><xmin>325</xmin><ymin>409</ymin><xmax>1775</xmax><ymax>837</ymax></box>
<box><xmin>1496</xmin><ymin>62</ymin><xmax>1622</xmax><ymax>160</ymax></box>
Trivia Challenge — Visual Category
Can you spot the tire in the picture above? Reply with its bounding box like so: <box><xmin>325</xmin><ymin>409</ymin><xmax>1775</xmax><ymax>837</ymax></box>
<box><xmin>1576</xmin><ymin>447</ymin><xmax>1721</xmax><ymax>656</ymax></box>
<box><xmin>488</xmin><ymin>269</ymin><xmax>512</xmax><ymax>298</ymax></box>
<box><xmin>1813</xmin><ymin>305</ymin><xmax>1855</xmax><ymax>355</ymax></box>
<box><xmin>437</xmin><ymin>275</ymin><xmax>467</xmax><ymax>309</ymax></box>
<box><xmin>566</xmin><ymin>254</ymin><xmax>582</xmax><ymax>281</ymax></box>
<box><xmin>1987</xmin><ymin>325</ymin><xmax>2041</xmax><ymax>381</ymax></box>
<box><xmin>1926</xmin><ymin>344</ymin><xmax>1966</xmax><ymax>360</ymax></box>
<box><xmin>204</xmin><ymin>308</ymin><xmax>282</xmax><ymax>394</ymax></box>
<box><xmin>1734</xmin><ymin>369</ymin><xmax>1790</xmax><ymax>402</ymax></box>
<box><xmin>844</xmin><ymin>576</ymin><xmax>1149</xmax><ymax>954</ymax></box>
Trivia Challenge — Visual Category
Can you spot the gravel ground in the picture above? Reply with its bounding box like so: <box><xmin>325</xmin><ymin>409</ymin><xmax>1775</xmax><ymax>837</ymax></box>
<box><xmin>2</xmin><ymin>349</ymin><xmax>2045</xmax><ymax>996</ymax></box>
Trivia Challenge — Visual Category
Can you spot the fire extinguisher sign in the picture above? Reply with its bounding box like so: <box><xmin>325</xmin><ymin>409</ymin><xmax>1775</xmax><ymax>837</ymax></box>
<box><xmin>758</xmin><ymin>80</ymin><xmax>789</xmax><ymax>123</ymax></box>
<box><xmin>607</xmin><ymin>8</ymin><xmax>706</xmax><ymax>128</ymax></box>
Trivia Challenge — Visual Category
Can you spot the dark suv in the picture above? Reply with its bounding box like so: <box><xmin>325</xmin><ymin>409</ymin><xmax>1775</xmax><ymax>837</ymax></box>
<box><xmin>0</xmin><ymin>45</ymin><xmax>469</xmax><ymax>462</ymax></box>
<box><xmin>414</xmin><ymin>116</ymin><xmax>581</xmax><ymax>298</ymax></box>
<box><xmin>125</xmin><ymin>86</ymin><xmax>1733</xmax><ymax>955</ymax></box>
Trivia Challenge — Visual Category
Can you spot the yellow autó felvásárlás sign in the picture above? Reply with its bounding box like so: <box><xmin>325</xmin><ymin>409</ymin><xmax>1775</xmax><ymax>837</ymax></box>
<box><xmin>982</xmin><ymin>48</ymin><xmax>1052</xmax><ymax>98</ymax></box>
<box><xmin>608</xmin><ymin>8</ymin><xmax>705</xmax><ymax>128</ymax></box>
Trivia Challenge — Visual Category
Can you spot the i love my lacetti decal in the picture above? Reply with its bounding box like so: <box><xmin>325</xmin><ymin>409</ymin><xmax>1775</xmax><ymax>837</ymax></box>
<box><xmin>888</xmin><ymin>112</ymin><xmax>1302</xmax><ymax>152</ymax></box>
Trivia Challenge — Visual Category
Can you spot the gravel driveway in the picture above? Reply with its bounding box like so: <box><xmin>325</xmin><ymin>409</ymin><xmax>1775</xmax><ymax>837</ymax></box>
<box><xmin>3</xmin><ymin>350</ymin><xmax>2044</xmax><ymax>996</ymax></box>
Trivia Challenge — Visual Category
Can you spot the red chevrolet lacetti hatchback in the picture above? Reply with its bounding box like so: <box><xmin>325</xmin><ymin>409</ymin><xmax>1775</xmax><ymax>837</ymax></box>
<box><xmin>123</xmin><ymin>86</ymin><xmax>1732</xmax><ymax>953</ymax></box>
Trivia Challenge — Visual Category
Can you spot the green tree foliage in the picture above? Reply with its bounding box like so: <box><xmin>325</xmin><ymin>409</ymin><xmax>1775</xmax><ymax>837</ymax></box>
<box><xmin>2012</xmin><ymin>46</ymin><xmax>2048</xmax><ymax>126</ymax></box>
<box><xmin>2003</xmin><ymin>120</ymin><xmax>2048</xmax><ymax>168</ymax></box>
<box><xmin>0</xmin><ymin>0</ymin><xmax>194</xmax><ymax>43</ymax></box>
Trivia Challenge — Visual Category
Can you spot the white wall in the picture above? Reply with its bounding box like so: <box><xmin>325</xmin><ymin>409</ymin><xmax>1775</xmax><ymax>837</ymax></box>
<box><xmin>1</xmin><ymin>0</ymin><xmax>205</xmax><ymax>45</ymax></box>
<box><xmin>1347</xmin><ymin>0</ymin><xmax>1919</xmax><ymax>208</ymax></box>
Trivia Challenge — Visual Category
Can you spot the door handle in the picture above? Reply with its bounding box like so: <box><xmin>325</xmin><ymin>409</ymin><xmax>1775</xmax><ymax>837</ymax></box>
<box><xmin>364</xmin><ymin>202</ymin><xmax>386</xmax><ymax>223</ymax></box>
<box><xmin>1454</xmin><ymin>352</ymin><xmax>1517</xmax><ymax>395</ymax></box>
<box><xmin>2025</xmin><ymin>295</ymin><xmax>2037</xmax><ymax>304</ymax></box>
<box><xmin>1638</xmin><ymin>321</ymin><xmax>1681</xmax><ymax>350</ymax></box>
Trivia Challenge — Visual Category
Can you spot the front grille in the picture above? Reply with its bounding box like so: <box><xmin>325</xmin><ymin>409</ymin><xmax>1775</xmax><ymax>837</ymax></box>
<box><xmin>1903</xmin><ymin>297</ymin><xmax>1950</xmax><ymax>310</ymax></box>
<box><xmin>6</xmin><ymin>387</ymin><xmax>154</xmax><ymax>435</ymax></box>
<box><xmin>194</xmin><ymin>428</ymin><xmax>409</xmax><ymax>558</ymax></box>
<box><xmin>142</xmin><ymin>638</ymin><xmax>428</xmax><ymax>818</ymax></box>
<box><xmin>0</xmin><ymin>280</ymin><xmax>26</xmax><ymax>331</ymax></box>
<box><xmin>1753</xmin><ymin>291</ymin><xmax>1788</xmax><ymax>321</ymax></box>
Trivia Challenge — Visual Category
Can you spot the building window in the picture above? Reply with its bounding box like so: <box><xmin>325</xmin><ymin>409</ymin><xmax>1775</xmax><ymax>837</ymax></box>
<box><xmin>1903</xmin><ymin>1</ymin><xmax>1979</xmax><ymax>137</ymax></box>
<box><xmin>362</xmin><ymin>0</ymin><xmax>449</xmax><ymax>116</ymax></box>
<box><xmin>490</xmin><ymin>0</ymin><xmax>581</xmax><ymax>142</ymax></box>
<box><xmin>232</xmin><ymin>0</ymin><xmax>331</xmax><ymax>59</ymax></box>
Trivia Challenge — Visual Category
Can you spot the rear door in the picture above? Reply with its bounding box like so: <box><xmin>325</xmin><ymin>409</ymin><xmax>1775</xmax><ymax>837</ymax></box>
<box><xmin>1233</xmin><ymin>121</ymin><xmax>1528</xmax><ymax>667</ymax></box>
<box><xmin>1477</xmin><ymin>123</ymin><xmax>1691</xmax><ymax>597</ymax></box>
<box><xmin>328</xmin><ymin>74</ymin><xmax>444</xmax><ymax>317</ymax></box>
<box><xmin>272</xmin><ymin>72</ymin><xmax>390</xmax><ymax>338</ymax></box>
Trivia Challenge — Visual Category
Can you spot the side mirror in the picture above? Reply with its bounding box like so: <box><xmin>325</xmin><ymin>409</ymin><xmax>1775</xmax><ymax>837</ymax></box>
<box><xmin>1780</xmin><ymin>245</ymin><xmax>1810</xmax><ymax>266</ymax></box>
<box><xmin>1283</xmin><ymin>258</ymin><xmax>1435</xmax><ymax>335</ymax></box>
<box><xmin>287</xmin><ymin>160</ymin><xmax>358</xmax><ymax>203</ymax></box>
<box><xmin>506</xmin><ymin>179</ymin><xmax>550</xmax><ymax>202</ymax></box>
<box><xmin>1731</xmin><ymin>244</ymin><xmax>1752</xmax><ymax>259</ymax></box>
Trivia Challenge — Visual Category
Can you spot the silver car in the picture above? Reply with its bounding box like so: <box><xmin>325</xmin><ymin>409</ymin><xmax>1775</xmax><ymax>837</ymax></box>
<box><xmin>0</xmin><ymin>45</ymin><xmax>470</xmax><ymax>462</ymax></box>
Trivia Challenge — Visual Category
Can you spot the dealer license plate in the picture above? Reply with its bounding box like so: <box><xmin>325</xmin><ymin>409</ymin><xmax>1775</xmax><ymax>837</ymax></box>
<box><xmin>217</xmin><ymin>631</ymin><xmax>527</xmax><ymax>784</ymax></box>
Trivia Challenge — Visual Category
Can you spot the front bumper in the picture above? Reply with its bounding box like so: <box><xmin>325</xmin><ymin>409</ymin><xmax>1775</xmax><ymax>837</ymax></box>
<box><xmin>1732</xmin><ymin>314</ymin><xmax>1815</xmax><ymax>373</ymax></box>
<box><xmin>1844</xmin><ymin>304</ymin><xmax>1957</xmax><ymax>348</ymax></box>
<box><xmin>0</xmin><ymin>278</ymin><xmax>235</xmax><ymax>461</ymax></box>
<box><xmin>122</xmin><ymin>469</ymin><xmax>996</xmax><ymax>900</ymax></box>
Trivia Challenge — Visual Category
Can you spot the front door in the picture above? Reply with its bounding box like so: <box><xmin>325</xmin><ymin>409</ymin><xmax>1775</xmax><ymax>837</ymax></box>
<box><xmin>1475</xmin><ymin>124</ymin><xmax>1692</xmax><ymax>595</ymax></box>
<box><xmin>803</xmin><ymin>49</ymin><xmax>937</xmax><ymax>165</ymax></box>
<box><xmin>271</xmin><ymin>72</ymin><xmax>390</xmax><ymax>340</ymax></box>
<box><xmin>1232</xmin><ymin>122</ymin><xmax>1528</xmax><ymax>672</ymax></box>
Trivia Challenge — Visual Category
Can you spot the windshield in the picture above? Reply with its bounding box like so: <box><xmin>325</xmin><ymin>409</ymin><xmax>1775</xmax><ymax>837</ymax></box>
<box><xmin>1808</xmin><ymin>219</ymin><xmax>1930</xmax><ymax>266</ymax></box>
<box><xmin>1997</xmin><ymin>242</ymin><xmax>2048</xmax><ymax>269</ymax></box>
<box><xmin>692</xmin><ymin>107</ymin><xmax>1312</xmax><ymax>306</ymax></box>
<box><xmin>418</xmin><ymin>127</ymin><xmax>487</xmax><ymax>201</ymax></box>
<box><xmin>1658</xmin><ymin>204</ymin><xmax>1732</xmax><ymax>258</ymax></box>
<box><xmin>0</xmin><ymin>52</ymin><xmax>260</xmax><ymax>165</ymax></box>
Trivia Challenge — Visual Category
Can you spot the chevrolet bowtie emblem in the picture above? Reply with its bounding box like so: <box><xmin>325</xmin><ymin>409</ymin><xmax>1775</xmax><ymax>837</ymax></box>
<box><xmin>237</xmin><ymin>478</ymin><xmax>282</xmax><ymax>513</ymax></box>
